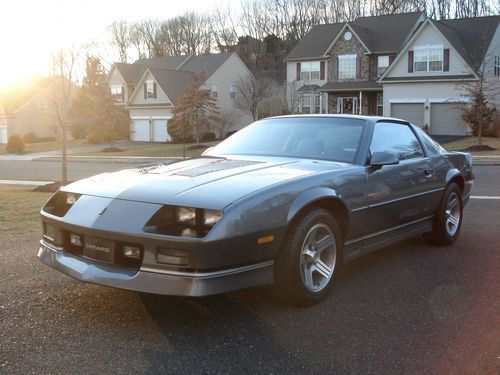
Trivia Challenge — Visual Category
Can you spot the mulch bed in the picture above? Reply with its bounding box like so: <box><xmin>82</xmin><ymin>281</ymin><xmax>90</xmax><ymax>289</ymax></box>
<box><xmin>463</xmin><ymin>145</ymin><xmax>497</xmax><ymax>152</ymax></box>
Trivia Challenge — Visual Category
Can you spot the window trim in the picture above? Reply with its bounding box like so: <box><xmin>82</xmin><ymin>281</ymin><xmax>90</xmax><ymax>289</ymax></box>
<box><xmin>300</xmin><ymin>61</ymin><xmax>321</xmax><ymax>81</ymax></box>
<box><xmin>413</xmin><ymin>45</ymin><xmax>444</xmax><ymax>73</ymax></box>
<box><xmin>146</xmin><ymin>80</ymin><xmax>155</xmax><ymax>99</ymax></box>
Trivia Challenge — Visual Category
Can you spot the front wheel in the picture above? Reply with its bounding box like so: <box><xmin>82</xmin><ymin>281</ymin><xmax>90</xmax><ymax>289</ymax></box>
<box><xmin>423</xmin><ymin>183</ymin><xmax>463</xmax><ymax>246</ymax></box>
<box><xmin>274</xmin><ymin>208</ymin><xmax>341</xmax><ymax>306</ymax></box>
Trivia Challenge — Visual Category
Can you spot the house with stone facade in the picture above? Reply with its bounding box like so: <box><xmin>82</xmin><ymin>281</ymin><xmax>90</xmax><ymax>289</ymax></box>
<box><xmin>286</xmin><ymin>12</ymin><xmax>500</xmax><ymax>136</ymax></box>
<box><xmin>107</xmin><ymin>52</ymin><xmax>254</xmax><ymax>142</ymax></box>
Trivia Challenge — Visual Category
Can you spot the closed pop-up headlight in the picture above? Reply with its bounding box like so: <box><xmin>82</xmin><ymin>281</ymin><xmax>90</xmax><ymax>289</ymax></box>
<box><xmin>176</xmin><ymin>207</ymin><xmax>196</xmax><ymax>225</ymax></box>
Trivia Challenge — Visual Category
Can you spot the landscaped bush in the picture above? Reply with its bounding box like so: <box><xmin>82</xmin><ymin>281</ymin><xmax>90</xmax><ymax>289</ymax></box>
<box><xmin>201</xmin><ymin>132</ymin><xmax>216</xmax><ymax>142</ymax></box>
<box><xmin>85</xmin><ymin>132</ymin><xmax>105</xmax><ymax>144</ymax></box>
<box><xmin>6</xmin><ymin>135</ymin><xmax>25</xmax><ymax>153</ymax></box>
<box><xmin>22</xmin><ymin>132</ymin><xmax>37</xmax><ymax>143</ymax></box>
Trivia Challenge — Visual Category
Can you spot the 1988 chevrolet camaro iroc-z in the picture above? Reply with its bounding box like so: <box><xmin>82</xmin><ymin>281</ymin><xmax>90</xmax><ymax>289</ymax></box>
<box><xmin>38</xmin><ymin>115</ymin><xmax>473</xmax><ymax>305</ymax></box>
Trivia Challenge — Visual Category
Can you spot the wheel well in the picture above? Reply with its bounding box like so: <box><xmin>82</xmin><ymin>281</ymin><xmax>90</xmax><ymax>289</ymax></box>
<box><xmin>449</xmin><ymin>175</ymin><xmax>464</xmax><ymax>193</ymax></box>
<box><xmin>291</xmin><ymin>198</ymin><xmax>349</xmax><ymax>242</ymax></box>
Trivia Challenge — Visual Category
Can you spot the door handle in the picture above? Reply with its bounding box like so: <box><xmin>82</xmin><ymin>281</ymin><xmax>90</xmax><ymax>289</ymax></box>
<box><xmin>424</xmin><ymin>169</ymin><xmax>433</xmax><ymax>178</ymax></box>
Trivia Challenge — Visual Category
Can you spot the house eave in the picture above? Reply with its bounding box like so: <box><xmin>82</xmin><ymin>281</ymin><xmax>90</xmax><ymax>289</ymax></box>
<box><xmin>380</xmin><ymin>74</ymin><xmax>478</xmax><ymax>83</ymax></box>
<box><xmin>284</xmin><ymin>56</ymin><xmax>330</xmax><ymax>62</ymax></box>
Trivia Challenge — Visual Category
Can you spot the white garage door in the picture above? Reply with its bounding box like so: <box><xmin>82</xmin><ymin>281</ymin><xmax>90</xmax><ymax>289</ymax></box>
<box><xmin>430</xmin><ymin>103</ymin><xmax>467</xmax><ymax>136</ymax></box>
<box><xmin>0</xmin><ymin>126</ymin><xmax>7</xmax><ymax>144</ymax></box>
<box><xmin>391</xmin><ymin>103</ymin><xmax>424</xmax><ymax>127</ymax></box>
<box><xmin>131</xmin><ymin>119</ymin><xmax>150</xmax><ymax>142</ymax></box>
<box><xmin>152</xmin><ymin>120</ymin><xmax>170</xmax><ymax>142</ymax></box>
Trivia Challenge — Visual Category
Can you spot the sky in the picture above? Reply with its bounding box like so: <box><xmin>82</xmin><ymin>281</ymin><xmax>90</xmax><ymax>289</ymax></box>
<box><xmin>0</xmin><ymin>0</ymin><xmax>230</xmax><ymax>90</ymax></box>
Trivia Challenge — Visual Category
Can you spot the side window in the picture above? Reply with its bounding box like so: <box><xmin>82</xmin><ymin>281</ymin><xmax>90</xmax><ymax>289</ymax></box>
<box><xmin>412</xmin><ymin>125</ymin><xmax>445</xmax><ymax>155</ymax></box>
<box><xmin>370</xmin><ymin>122</ymin><xmax>424</xmax><ymax>160</ymax></box>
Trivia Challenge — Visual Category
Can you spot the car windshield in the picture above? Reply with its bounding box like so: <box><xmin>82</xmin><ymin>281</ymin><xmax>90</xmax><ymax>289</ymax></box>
<box><xmin>207</xmin><ymin>117</ymin><xmax>366</xmax><ymax>163</ymax></box>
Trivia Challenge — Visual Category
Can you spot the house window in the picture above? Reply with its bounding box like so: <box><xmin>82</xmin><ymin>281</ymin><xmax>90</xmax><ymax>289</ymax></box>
<box><xmin>377</xmin><ymin>56</ymin><xmax>389</xmax><ymax>77</ymax></box>
<box><xmin>414</xmin><ymin>45</ymin><xmax>443</xmax><ymax>72</ymax></box>
<box><xmin>338</xmin><ymin>54</ymin><xmax>357</xmax><ymax>79</ymax></box>
<box><xmin>38</xmin><ymin>98</ymin><xmax>47</xmax><ymax>113</ymax></box>
<box><xmin>300</xmin><ymin>95</ymin><xmax>311</xmax><ymax>113</ymax></box>
<box><xmin>494</xmin><ymin>56</ymin><xmax>500</xmax><ymax>76</ymax></box>
<box><xmin>300</xmin><ymin>61</ymin><xmax>320</xmax><ymax>81</ymax></box>
<box><xmin>211</xmin><ymin>83</ymin><xmax>218</xmax><ymax>99</ymax></box>
<box><xmin>314</xmin><ymin>94</ymin><xmax>321</xmax><ymax>114</ymax></box>
<box><xmin>110</xmin><ymin>85</ymin><xmax>123</xmax><ymax>102</ymax></box>
<box><xmin>146</xmin><ymin>80</ymin><xmax>155</xmax><ymax>99</ymax></box>
<box><xmin>229</xmin><ymin>83</ymin><xmax>236</xmax><ymax>99</ymax></box>
<box><xmin>376</xmin><ymin>93</ymin><xmax>383</xmax><ymax>116</ymax></box>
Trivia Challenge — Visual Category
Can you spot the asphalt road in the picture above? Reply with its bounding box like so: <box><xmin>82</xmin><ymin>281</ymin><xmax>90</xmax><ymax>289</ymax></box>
<box><xmin>0</xmin><ymin>167</ymin><xmax>499</xmax><ymax>374</ymax></box>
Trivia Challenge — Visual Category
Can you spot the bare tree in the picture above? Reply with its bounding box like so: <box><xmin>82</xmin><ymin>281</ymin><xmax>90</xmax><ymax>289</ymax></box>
<box><xmin>234</xmin><ymin>74</ymin><xmax>270</xmax><ymax>120</ymax></box>
<box><xmin>109</xmin><ymin>20</ymin><xmax>131</xmax><ymax>62</ymax></box>
<box><xmin>47</xmin><ymin>46</ymin><xmax>80</xmax><ymax>185</ymax></box>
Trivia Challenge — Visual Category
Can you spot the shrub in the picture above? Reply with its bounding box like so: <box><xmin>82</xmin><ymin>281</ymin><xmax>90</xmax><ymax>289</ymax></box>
<box><xmin>6</xmin><ymin>135</ymin><xmax>25</xmax><ymax>153</ymax></box>
<box><xmin>22</xmin><ymin>132</ymin><xmax>37</xmax><ymax>143</ymax></box>
<box><xmin>201</xmin><ymin>131</ymin><xmax>216</xmax><ymax>142</ymax></box>
<box><xmin>85</xmin><ymin>132</ymin><xmax>105</xmax><ymax>144</ymax></box>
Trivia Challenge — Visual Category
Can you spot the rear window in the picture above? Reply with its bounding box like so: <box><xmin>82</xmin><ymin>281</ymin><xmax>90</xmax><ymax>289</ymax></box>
<box><xmin>412</xmin><ymin>125</ymin><xmax>446</xmax><ymax>155</ymax></box>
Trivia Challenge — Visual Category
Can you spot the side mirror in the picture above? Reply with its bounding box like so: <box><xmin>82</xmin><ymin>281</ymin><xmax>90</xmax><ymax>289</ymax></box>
<box><xmin>370</xmin><ymin>151</ymin><xmax>399</xmax><ymax>167</ymax></box>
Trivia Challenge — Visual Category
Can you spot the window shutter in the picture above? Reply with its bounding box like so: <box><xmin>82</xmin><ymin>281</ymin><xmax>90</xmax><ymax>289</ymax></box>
<box><xmin>408</xmin><ymin>51</ymin><xmax>414</xmax><ymax>73</ymax></box>
<box><xmin>320</xmin><ymin>61</ymin><xmax>325</xmax><ymax>80</ymax></box>
<box><xmin>296</xmin><ymin>63</ymin><xmax>301</xmax><ymax>80</ymax></box>
<box><xmin>334</xmin><ymin>57</ymin><xmax>339</xmax><ymax>79</ymax></box>
<box><xmin>373</xmin><ymin>56</ymin><xmax>378</xmax><ymax>78</ymax></box>
<box><xmin>443</xmin><ymin>49</ymin><xmax>450</xmax><ymax>71</ymax></box>
<box><xmin>143</xmin><ymin>83</ymin><xmax>147</xmax><ymax>99</ymax></box>
<box><xmin>357</xmin><ymin>55</ymin><xmax>362</xmax><ymax>79</ymax></box>
<box><xmin>153</xmin><ymin>82</ymin><xmax>157</xmax><ymax>99</ymax></box>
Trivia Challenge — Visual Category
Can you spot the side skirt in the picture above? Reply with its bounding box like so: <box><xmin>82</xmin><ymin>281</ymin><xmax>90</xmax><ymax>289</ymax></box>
<box><xmin>343</xmin><ymin>215</ymin><xmax>434</xmax><ymax>262</ymax></box>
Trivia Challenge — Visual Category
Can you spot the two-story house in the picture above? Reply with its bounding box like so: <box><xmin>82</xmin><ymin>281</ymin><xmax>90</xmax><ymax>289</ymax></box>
<box><xmin>107</xmin><ymin>52</ymin><xmax>254</xmax><ymax>142</ymax></box>
<box><xmin>285</xmin><ymin>12</ymin><xmax>425</xmax><ymax>116</ymax></box>
<box><xmin>380</xmin><ymin>15</ymin><xmax>499</xmax><ymax>136</ymax></box>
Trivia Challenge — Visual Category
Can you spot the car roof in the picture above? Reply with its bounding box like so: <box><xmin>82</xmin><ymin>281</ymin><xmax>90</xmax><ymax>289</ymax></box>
<box><xmin>266</xmin><ymin>114</ymin><xmax>410</xmax><ymax>124</ymax></box>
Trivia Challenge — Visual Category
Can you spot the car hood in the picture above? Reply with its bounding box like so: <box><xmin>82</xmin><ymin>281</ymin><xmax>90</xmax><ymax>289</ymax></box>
<box><xmin>62</xmin><ymin>156</ymin><xmax>350</xmax><ymax>209</ymax></box>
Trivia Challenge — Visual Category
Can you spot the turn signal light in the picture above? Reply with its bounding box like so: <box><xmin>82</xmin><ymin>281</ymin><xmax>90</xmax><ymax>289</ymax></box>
<box><xmin>123</xmin><ymin>245</ymin><xmax>142</xmax><ymax>259</ymax></box>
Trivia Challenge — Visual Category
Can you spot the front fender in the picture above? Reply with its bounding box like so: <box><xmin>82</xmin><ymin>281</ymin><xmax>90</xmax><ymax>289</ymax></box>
<box><xmin>287</xmin><ymin>187</ymin><xmax>341</xmax><ymax>222</ymax></box>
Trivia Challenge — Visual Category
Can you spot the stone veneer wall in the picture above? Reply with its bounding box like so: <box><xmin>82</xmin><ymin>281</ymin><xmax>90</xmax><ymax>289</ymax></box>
<box><xmin>327</xmin><ymin>31</ymin><xmax>370</xmax><ymax>83</ymax></box>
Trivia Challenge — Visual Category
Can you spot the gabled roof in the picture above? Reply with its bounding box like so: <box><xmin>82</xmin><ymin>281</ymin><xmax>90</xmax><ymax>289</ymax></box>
<box><xmin>114</xmin><ymin>63</ymin><xmax>146</xmax><ymax>86</ymax></box>
<box><xmin>178</xmin><ymin>53</ymin><xmax>234</xmax><ymax>78</ymax></box>
<box><xmin>136</xmin><ymin>55</ymin><xmax>191</xmax><ymax>70</ymax></box>
<box><xmin>432</xmin><ymin>15</ymin><xmax>500</xmax><ymax>72</ymax></box>
<box><xmin>147</xmin><ymin>68</ymin><xmax>195</xmax><ymax>105</ymax></box>
<box><xmin>285</xmin><ymin>12</ymin><xmax>424</xmax><ymax>60</ymax></box>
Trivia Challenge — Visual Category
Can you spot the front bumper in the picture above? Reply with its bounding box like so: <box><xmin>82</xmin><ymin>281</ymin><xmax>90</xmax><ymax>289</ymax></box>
<box><xmin>38</xmin><ymin>241</ymin><xmax>274</xmax><ymax>296</ymax></box>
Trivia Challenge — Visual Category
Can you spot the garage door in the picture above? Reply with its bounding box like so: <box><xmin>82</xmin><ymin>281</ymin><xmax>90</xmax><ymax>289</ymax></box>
<box><xmin>0</xmin><ymin>126</ymin><xmax>7</xmax><ymax>144</ymax></box>
<box><xmin>152</xmin><ymin>120</ymin><xmax>170</xmax><ymax>142</ymax></box>
<box><xmin>430</xmin><ymin>103</ymin><xmax>467</xmax><ymax>136</ymax></box>
<box><xmin>391</xmin><ymin>103</ymin><xmax>424</xmax><ymax>127</ymax></box>
<box><xmin>131</xmin><ymin>119</ymin><xmax>150</xmax><ymax>142</ymax></box>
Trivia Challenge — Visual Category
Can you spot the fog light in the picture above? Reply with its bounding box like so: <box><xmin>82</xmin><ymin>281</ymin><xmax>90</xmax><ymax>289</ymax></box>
<box><xmin>69</xmin><ymin>233</ymin><xmax>82</xmax><ymax>247</ymax></box>
<box><xmin>157</xmin><ymin>248</ymin><xmax>190</xmax><ymax>266</ymax></box>
<box><xmin>123</xmin><ymin>245</ymin><xmax>141</xmax><ymax>259</ymax></box>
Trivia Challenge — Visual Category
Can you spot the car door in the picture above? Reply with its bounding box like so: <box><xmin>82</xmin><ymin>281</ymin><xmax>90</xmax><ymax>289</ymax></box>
<box><xmin>363</xmin><ymin>122</ymin><xmax>436</xmax><ymax>240</ymax></box>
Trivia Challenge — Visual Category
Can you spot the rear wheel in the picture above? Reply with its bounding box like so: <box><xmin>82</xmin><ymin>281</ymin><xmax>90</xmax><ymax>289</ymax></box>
<box><xmin>274</xmin><ymin>208</ymin><xmax>341</xmax><ymax>306</ymax></box>
<box><xmin>423</xmin><ymin>183</ymin><xmax>463</xmax><ymax>246</ymax></box>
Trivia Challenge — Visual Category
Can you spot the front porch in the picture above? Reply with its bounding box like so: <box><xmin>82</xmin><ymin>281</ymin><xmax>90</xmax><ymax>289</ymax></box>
<box><xmin>320</xmin><ymin>81</ymin><xmax>383</xmax><ymax>116</ymax></box>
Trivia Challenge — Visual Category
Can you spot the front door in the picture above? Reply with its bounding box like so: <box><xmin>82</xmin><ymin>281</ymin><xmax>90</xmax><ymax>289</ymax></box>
<box><xmin>338</xmin><ymin>97</ymin><xmax>358</xmax><ymax>114</ymax></box>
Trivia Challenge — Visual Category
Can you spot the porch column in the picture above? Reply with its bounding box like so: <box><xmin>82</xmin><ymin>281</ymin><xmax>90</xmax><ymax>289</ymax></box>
<box><xmin>319</xmin><ymin>92</ymin><xmax>323</xmax><ymax>114</ymax></box>
<box><xmin>359</xmin><ymin>91</ymin><xmax>362</xmax><ymax>115</ymax></box>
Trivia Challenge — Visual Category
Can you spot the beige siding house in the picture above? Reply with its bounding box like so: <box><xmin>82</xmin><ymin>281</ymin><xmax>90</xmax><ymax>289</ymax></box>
<box><xmin>380</xmin><ymin>16</ymin><xmax>500</xmax><ymax>136</ymax></box>
<box><xmin>107</xmin><ymin>52</ymin><xmax>253</xmax><ymax>142</ymax></box>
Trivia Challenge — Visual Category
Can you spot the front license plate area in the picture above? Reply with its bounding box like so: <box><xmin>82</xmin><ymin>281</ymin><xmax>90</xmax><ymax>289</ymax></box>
<box><xmin>83</xmin><ymin>236</ymin><xmax>115</xmax><ymax>263</ymax></box>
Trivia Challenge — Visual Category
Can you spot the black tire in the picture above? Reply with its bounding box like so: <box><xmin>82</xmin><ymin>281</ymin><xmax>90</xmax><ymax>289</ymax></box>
<box><xmin>274</xmin><ymin>207</ymin><xmax>342</xmax><ymax>306</ymax></box>
<box><xmin>423</xmin><ymin>183</ymin><xmax>463</xmax><ymax>246</ymax></box>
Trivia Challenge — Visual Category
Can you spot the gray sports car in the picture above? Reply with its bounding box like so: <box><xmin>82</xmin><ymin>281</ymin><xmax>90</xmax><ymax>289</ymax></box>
<box><xmin>38</xmin><ymin>115</ymin><xmax>473</xmax><ymax>305</ymax></box>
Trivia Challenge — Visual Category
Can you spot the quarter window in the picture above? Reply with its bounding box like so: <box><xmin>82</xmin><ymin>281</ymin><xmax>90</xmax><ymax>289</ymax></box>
<box><xmin>370</xmin><ymin>122</ymin><xmax>424</xmax><ymax>161</ymax></box>
<box><xmin>414</xmin><ymin>45</ymin><xmax>443</xmax><ymax>72</ymax></box>
<box><xmin>300</xmin><ymin>61</ymin><xmax>320</xmax><ymax>81</ymax></box>
<box><xmin>338</xmin><ymin>54</ymin><xmax>357</xmax><ymax>79</ymax></box>
<box><xmin>377</xmin><ymin>55</ymin><xmax>389</xmax><ymax>77</ymax></box>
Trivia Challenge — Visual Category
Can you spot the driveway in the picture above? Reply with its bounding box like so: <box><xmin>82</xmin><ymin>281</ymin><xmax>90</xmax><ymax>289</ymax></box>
<box><xmin>0</xmin><ymin>167</ymin><xmax>499</xmax><ymax>374</ymax></box>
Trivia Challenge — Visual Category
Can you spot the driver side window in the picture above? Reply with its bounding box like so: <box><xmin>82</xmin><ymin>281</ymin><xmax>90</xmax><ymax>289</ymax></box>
<box><xmin>370</xmin><ymin>122</ymin><xmax>424</xmax><ymax>161</ymax></box>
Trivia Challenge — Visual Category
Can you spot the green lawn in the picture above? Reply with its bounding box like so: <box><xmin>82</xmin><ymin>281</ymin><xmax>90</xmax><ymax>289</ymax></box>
<box><xmin>443</xmin><ymin>136</ymin><xmax>500</xmax><ymax>155</ymax></box>
<box><xmin>0</xmin><ymin>185</ymin><xmax>51</xmax><ymax>237</ymax></box>
<box><xmin>0</xmin><ymin>139</ymin><xmax>85</xmax><ymax>155</ymax></box>
<box><xmin>79</xmin><ymin>141</ymin><xmax>220</xmax><ymax>158</ymax></box>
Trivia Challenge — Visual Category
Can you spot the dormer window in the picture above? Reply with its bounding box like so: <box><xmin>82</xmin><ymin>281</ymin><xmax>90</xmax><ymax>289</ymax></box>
<box><xmin>414</xmin><ymin>45</ymin><xmax>443</xmax><ymax>72</ymax></box>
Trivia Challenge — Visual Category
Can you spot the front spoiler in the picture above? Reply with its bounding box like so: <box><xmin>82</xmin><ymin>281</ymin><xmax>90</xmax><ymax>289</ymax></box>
<box><xmin>38</xmin><ymin>241</ymin><xmax>274</xmax><ymax>296</ymax></box>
